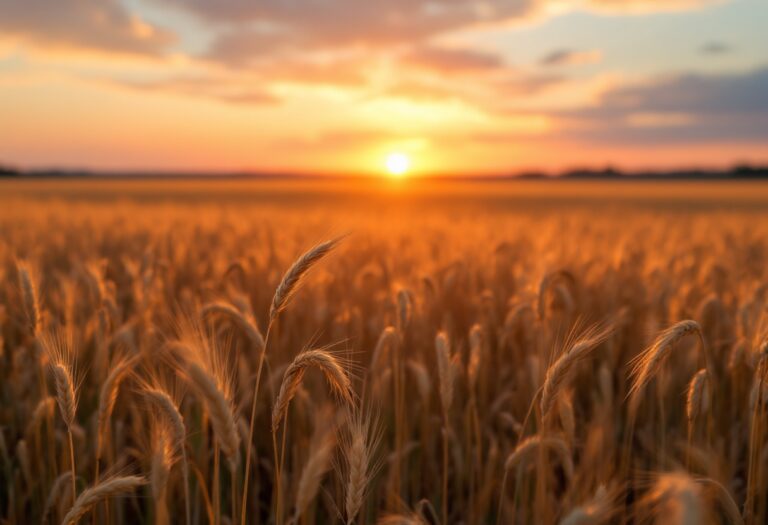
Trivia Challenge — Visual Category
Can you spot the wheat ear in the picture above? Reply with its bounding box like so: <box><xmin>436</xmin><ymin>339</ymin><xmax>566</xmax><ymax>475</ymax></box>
<box><xmin>435</xmin><ymin>331</ymin><xmax>454</xmax><ymax>416</ymax></box>
<box><xmin>293</xmin><ymin>426</ymin><xmax>337</xmax><ymax>521</ymax></box>
<box><xmin>504</xmin><ymin>434</ymin><xmax>574</xmax><ymax>480</ymax></box>
<box><xmin>638</xmin><ymin>472</ymin><xmax>703</xmax><ymax>524</ymax></box>
<box><xmin>269</xmin><ymin>237</ymin><xmax>343</xmax><ymax>322</ymax></box>
<box><xmin>686</xmin><ymin>368</ymin><xmax>710</xmax><ymax>426</ymax></box>
<box><xmin>540</xmin><ymin>323</ymin><xmax>614</xmax><ymax>419</ymax></box>
<box><xmin>343</xmin><ymin>410</ymin><xmax>381</xmax><ymax>525</ymax></box>
<box><xmin>60</xmin><ymin>476</ymin><xmax>146</xmax><ymax>525</ymax></box>
<box><xmin>150</xmin><ymin>418</ymin><xmax>177</xmax><ymax>525</ymax></box>
<box><xmin>42</xmin><ymin>331</ymin><xmax>79</xmax><ymax>500</ymax></box>
<box><xmin>272</xmin><ymin>349</ymin><xmax>353</xmax><ymax>432</ymax></box>
<box><xmin>242</xmin><ymin>236</ymin><xmax>344</xmax><ymax>525</ymax></box>
<box><xmin>142</xmin><ymin>385</ymin><xmax>190</xmax><ymax>525</ymax></box>
<box><xmin>186</xmin><ymin>361</ymin><xmax>240</xmax><ymax>466</ymax></box>
<box><xmin>96</xmin><ymin>355</ymin><xmax>138</xmax><ymax>459</ymax></box>
<box><xmin>201</xmin><ymin>301</ymin><xmax>265</xmax><ymax>353</ymax></box>
<box><xmin>628</xmin><ymin>320</ymin><xmax>704</xmax><ymax>406</ymax></box>
<box><xmin>17</xmin><ymin>260</ymin><xmax>41</xmax><ymax>336</ymax></box>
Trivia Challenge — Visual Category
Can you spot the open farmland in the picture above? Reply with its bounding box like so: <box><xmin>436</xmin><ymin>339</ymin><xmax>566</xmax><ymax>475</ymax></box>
<box><xmin>2</xmin><ymin>177</ymin><xmax>768</xmax><ymax>524</ymax></box>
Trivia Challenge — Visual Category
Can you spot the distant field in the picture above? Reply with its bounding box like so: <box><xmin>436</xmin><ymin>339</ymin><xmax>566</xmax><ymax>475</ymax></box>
<box><xmin>2</xmin><ymin>176</ymin><xmax>768</xmax><ymax>524</ymax></box>
<box><xmin>4</xmin><ymin>177</ymin><xmax>768</xmax><ymax>212</ymax></box>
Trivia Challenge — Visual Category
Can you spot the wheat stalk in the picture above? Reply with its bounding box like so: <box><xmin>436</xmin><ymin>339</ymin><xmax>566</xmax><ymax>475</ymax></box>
<box><xmin>342</xmin><ymin>409</ymin><xmax>381</xmax><ymax>525</ymax></box>
<box><xmin>60</xmin><ymin>475</ymin><xmax>146</xmax><ymax>525</ymax></box>
<box><xmin>628</xmin><ymin>320</ymin><xmax>704</xmax><ymax>407</ymax></box>
<box><xmin>540</xmin><ymin>323</ymin><xmax>614</xmax><ymax>419</ymax></box>
<box><xmin>16</xmin><ymin>260</ymin><xmax>41</xmax><ymax>337</ymax></box>
<box><xmin>242</xmin><ymin>236</ymin><xmax>344</xmax><ymax>525</ymax></box>
<box><xmin>435</xmin><ymin>331</ymin><xmax>454</xmax><ymax>525</ymax></box>
<box><xmin>468</xmin><ymin>323</ymin><xmax>483</xmax><ymax>394</ymax></box>
<box><xmin>697</xmin><ymin>477</ymin><xmax>744</xmax><ymax>525</ymax></box>
<box><xmin>186</xmin><ymin>361</ymin><xmax>240</xmax><ymax>466</ymax></box>
<box><xmin>42</xmin><ymin>331</ymin><xmax>79</xmax><ymax>500</ymax></box>
<box><xmin>504</xmin><ymin>434</ymin><xmax>574</xmax><ymax>480</ymax></box>
<box><xmin>96</xmin><ymin>355</ymin><xmax>138</xmax><ymax>459</ymax></box>
<box><xmin>201</xmin><ymin>301</ymin><xmax>265</xmax><ymax>354</ymax></box>
<box><xmin>270</xmin><ymin>237</ymin><xmax>343</xmax><ymax>322</ymax></box>
<box><xmin>293</xmin><ymin>423</ymin><xmax>337</xmax><ymax>521</ymax></box>
<box><xmin>172</xmin><ymin>326</ymin><xmax>240</xmax><ymax>469</ymax></box>
<box><xmin>272</xmin><ymin>349</ymin><xmax>353</xmax><ymax>432</ymax></box>
<box><xmin>435</xmin><ymin>331</ymin><xmax>454</xmax><ymax>416</ymax></box>
<box><xmin>140</xmin><ymin>381</ymin><xmax>190</xmax><ymax>525</ymax></box>
<box><xmin>27</xmin><ymin>395</ymin><xmax>56</xmax><ymax>436</ymax></box>
<box><xmin>686</xmin><ymin>368</ymin><xmax>710</xmax><ymax>426</ymax></box>
<box><xmin>150</xmin><ymin>417</ymin><xmax>177</xmax><ymax>525</ymax></box>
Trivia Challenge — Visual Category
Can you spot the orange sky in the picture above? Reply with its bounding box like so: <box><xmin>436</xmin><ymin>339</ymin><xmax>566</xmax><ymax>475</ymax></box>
<box><xmin>1</xmin><ymin>0</ymin><xmax>767</xmax><ymax>176</ymax></box>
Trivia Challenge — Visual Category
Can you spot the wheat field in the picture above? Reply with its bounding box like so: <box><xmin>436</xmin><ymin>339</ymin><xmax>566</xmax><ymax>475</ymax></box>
<box><xmin>2</xmin><ymin>178</ymin><xmax>768</xmax><ymax>524</ymax></box>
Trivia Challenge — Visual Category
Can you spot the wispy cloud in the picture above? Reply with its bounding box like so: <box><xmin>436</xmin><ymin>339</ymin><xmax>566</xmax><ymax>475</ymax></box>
<box><xmin>0</xmin><ymin>0</ymin><xmax>174</xmax><ymax>55</ymax></box>
<box><xmin>559</xmin><ymin>67</ymin><xmax>768</xmax><ymax>143</ymax></box>
<box><xmin>540</xmin><ymin>49</ymin><xmax>602</xmax><ymax>67</ymax></box>
<box><xmin>699</xmin><ymin>41</ymin><xmax>731</xmax><ymax>55</ymax></box>
<box><xmin>113</xmin><ymin>74</ymin><xmax>281</xmax><ymax>106</ymax></box>
<box><xmin>403</xmin><ymin>45</ymin><xmax>505</xmax><ymax>74</ymax></box>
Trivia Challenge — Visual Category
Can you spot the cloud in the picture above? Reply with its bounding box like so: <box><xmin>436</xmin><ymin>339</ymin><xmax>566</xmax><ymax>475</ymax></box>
<box><xmin>540</xmin><ymin>49</ymin><xmax>602</xmax><ymax>67</ymax></box>
<box><xmin>162</xmin><ymin>0</ymin><xmax>535</xmax><ymax>49</ymax></box>
<box><xmin>560</xmin><ymin>66</ymin><xmax>768</xmax><ymax>143</ymax></box>
<box><xmin>0</xmin><ymin>0</ymin><xmax>723</xmax><ymax>64</ymax></box>
<box><xmin>203</xmin><ymin>27</ymin><xmax>292</xmax><ymax>68</ymax></box>
<box><xmin>585</xmin><ymin>0</ymin><xmax>723</xmax><ymax>13</ymax></box>
<box><xmin>203</xmin><ymin>37</ymin><xmax>371</xmax><ymax>87</ymax></box>
<box><xmin>0</xmin><ymin>0</ymin><xmax>174</xmax><ymax>55</ymax></box>
<box><xmin>384</xmin><ymin>81</ymin><xmax>467</xmax><ymax>102</ymax></box>
<box><xmin>700</xmin><ymin>41</ymin><xmax>731</xmax><ymax>55</ymax></box>
<box><xmin>117</xmin><ymin>75</ymin><xmax>280</xmax><ymax>105</ymax></box>
<box><xmin>166</xmin><ymin>0</ymin><xmax>720</xmax><ymax>78</ymax></box>
<box><xmin>383</xmin><ymin>69</ymin><xmax>563</xmax><ymax>107</ymax></box>
<box><xmin>493</xmin><ymin>73</ymin><xmax>565</xmax><ymax>95</ymax></box>
<box><xmin>402</xmin><ymin>45</ymin><xmax>505</xmax><ymax>74</ymax></box>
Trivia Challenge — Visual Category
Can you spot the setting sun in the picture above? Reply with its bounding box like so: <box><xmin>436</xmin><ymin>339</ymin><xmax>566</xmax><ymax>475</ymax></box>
<box><xmin>385</xmin><ymin>152</ymin><xmax>410</xmax><ymax>177</ymax></box>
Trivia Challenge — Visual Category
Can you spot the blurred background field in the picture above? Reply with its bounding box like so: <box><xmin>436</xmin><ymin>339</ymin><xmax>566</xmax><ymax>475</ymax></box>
<box><xmin>4</xmin><ymin>178</ymin><xmax>768</xmax><ymax>212</ymax></box>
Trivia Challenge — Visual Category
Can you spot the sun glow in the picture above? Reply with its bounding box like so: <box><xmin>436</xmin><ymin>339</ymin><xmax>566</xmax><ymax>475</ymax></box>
<box><xmin>385</xmin><ymin>152</ymin><xmax>410</xmax><ymax>177</ymax></box>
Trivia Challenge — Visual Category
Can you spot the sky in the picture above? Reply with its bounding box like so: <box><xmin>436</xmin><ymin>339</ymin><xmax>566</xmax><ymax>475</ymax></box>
<box><xmin>0</xmin><ymin>0</ymin><xmax>767</xmax><ymax>176</ymax></box>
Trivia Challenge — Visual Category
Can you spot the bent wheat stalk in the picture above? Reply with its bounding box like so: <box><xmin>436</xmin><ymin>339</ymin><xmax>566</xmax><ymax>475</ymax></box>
<box><xmin>272</xmin><ymin>349</ymin><xmax>353</xmax><ymax>523</ymax></box>
<box><xmin>624</xmin><ymin>320</ymin><xmax>707</xmax><ymax>478</ymax></box>
<box><xmin>628</xmin><ymin>320</ymin><xmax>706</xmax><ymax>410</ymax></box>
<box><xmin>60</xmin><ymin>476</ymin><xmax>146</xmax><ymax>525</ymax></box>
<box><xmin>241</xmin><ymin>237</ymin><xmax>343</xmax><ymax>525</ymax></box>
<box><xmin>96</xmin><ymin>355</ymin><xmax>138</xmax><ymax>461</ymax></box>
<box><xmin>498</xmin><ymin>434</ymin><xmax>573</xmax><ymax>523</ymax></box>
<box><xmin>142</xmin><ymin>385</ymin><xmax>190</xmax><ymax>525</ymax></box>
<box><xmin>540</xmin><ymin>323</ymin><xmax>614</xmax><ymax>420</ymax></box>
<box><xmin>201</xmin><ymin>301</ymin><xmax>265</xmax><ymax>357</ymax></box>
<box><xmin>271</xmin><ymin>349</ymin><xmax>353</xmax><ymax>433</ymax></box>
